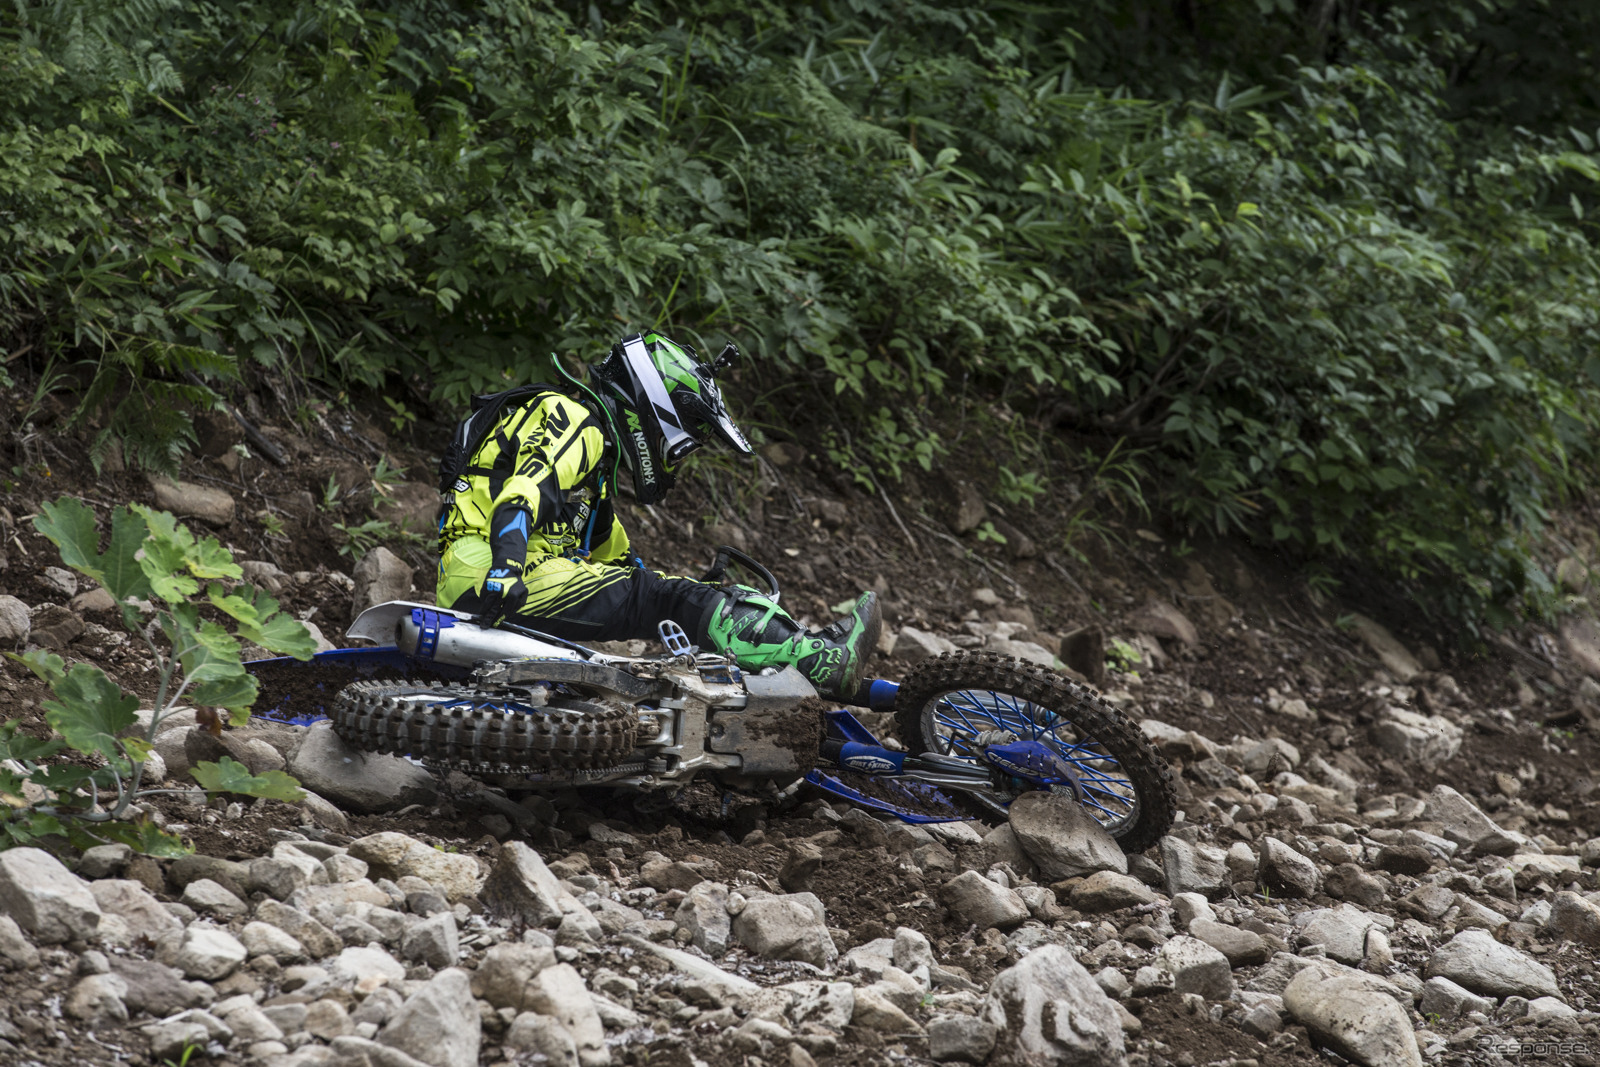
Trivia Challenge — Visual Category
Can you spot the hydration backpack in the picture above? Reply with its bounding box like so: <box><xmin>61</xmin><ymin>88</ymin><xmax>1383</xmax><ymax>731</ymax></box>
<box><xmin>436</xmin><ymin>384</ymin><xmax>560</xmax><ymax>496</ymax></box>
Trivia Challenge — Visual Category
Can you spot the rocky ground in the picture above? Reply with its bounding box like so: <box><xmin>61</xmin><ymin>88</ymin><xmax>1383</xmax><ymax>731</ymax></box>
<box><xmin>2</xmin><ymin>398</ymin><xmax>1600</xmax><ymax>1067</ymax></box>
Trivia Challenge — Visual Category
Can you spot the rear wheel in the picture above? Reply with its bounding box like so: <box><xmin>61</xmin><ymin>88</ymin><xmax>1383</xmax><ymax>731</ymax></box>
<box><xmin>893</xmin><ymin>651</ymin><xmax>1176</xmax><ymax>852</ymax></box>
<box><xmin>331</xmin><ymin>681</ymin><xmax>638</xmax><ymax>773</ymax></box>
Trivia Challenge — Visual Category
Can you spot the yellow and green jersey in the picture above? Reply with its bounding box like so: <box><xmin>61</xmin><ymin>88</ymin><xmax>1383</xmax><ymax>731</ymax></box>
<box><xmin>438</xmin><ymin>392</ymin><xmax>631</xmax><ymax>573</ymax></box>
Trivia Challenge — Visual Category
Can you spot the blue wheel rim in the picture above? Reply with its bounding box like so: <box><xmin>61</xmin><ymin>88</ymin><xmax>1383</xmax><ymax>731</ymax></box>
<box><xmin>927</xmin><ymin>687</ymin><xmax>1140</xmax><ymax>833</ymax></box>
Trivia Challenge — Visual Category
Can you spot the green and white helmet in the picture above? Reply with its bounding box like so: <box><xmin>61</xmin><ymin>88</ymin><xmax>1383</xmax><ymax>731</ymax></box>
<box><xmin>590</xmin><ymin>332</ymin><xmax>752</xmax><ymax>504</ymax></box>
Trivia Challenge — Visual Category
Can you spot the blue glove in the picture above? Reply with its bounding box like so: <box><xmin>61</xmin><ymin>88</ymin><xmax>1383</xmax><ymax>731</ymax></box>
<box><xmin>477</xmin><ymin>565</ymin><xmax>528</xmax><ymax>627</ymax></box>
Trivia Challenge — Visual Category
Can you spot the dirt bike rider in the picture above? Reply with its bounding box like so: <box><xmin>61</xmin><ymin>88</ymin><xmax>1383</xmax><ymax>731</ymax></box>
<box><xmin>434</xmin><ymin>331</ymin><xmax>882</xmax><ymax>702</ymax></box>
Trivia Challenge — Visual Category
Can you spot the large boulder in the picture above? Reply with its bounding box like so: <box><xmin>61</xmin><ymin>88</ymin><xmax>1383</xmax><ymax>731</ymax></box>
<box><xmin>1284</xmin><ymin>966</ymin><xmax>1422</xmax><ymax>1067</ymax></box>
<box><xmin>289</xmin><ymin>722</ymin><xmax>438</xmax><ymax>815</ymax></box>
<box><xmin>0</xmin><ymin>848</ymin><xmax>101</xmax><ymax>943</ymax></box>
<box><xmin>378</xmin><ymin>968</ymin><xmax>481</xmax><ymax>1067</ymax></box>
<box><xmin>983</xmin><ymin>945</ymin><xmax>1126</xmax><ymax>1067</ymax></box>
<box><xmin>1425</xmin><ymin>930</ymin><xmax>1560</xmax><ymax>1000</ymax></box>
<box><xmin>350</xmin><ymin>547</ymin><xmax>414</xmax><ymax>625</ymax></box>
<box><xmin>1008</xmin><ymin>791</ymin><xmax>1127</xmax><ymax>880</ymax></box>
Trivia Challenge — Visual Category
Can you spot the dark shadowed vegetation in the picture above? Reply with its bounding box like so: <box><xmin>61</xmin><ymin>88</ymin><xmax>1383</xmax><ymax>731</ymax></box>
<box><xmin>3</xmin><ymin>0</ymin><xmax>1600</xmax><ymax>628</ymax></box>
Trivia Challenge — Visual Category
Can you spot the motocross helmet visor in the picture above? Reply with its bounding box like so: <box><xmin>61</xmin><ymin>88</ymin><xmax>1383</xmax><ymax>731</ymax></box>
<box><xmin>591</xmin><ymin>332</ymin><xmax>752</xmax><ymax>505</ymax></box>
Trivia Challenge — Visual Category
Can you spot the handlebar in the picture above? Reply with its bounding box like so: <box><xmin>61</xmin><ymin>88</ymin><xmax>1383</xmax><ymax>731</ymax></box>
<box><xmin>699</xmin><ymin>545</ymin><xmax>782</xmax><ymax>602</ymax></box>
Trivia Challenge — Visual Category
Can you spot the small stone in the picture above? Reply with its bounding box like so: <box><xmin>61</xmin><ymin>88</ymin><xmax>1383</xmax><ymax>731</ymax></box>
<box><xmin>1258</xmin><ymin>837</ymin><xmax>1319</xmax><ymax>898</ymax></box>
<box><xmin>305</xmin><ymin>998</ymin><xmax>354</xmax><ymax>1040</ymax></box>
<box><xmin>256</xmin><ymin>899</ymin><xmax>341</xmax><ymax>958</ymax></box>
<box><xmin>0</xmin><ymin>595</ymin><xmax>30</xmax><ymax>644</ymax></box>
<box><xmin>471</xmin><ymin>943</ymin><xmax>558</xmax><ymax>1012</ymax></box>
<box><xmin>673</xmin><ymin>881</ymin><xmax>731</xmax><ymax>955</ymax></box>
<box><xmin>1159</xmin><ymin>836</ymin><xmax>1230</xmax><ymax>899</ymax></box>
<box><xmin>141</xmin><ymin>1020</ymin><xmax>212</xmax><ymax>1063</ymax></box>
<box><xmin>1188</xmin><ymin>918</ymin><xmax>1270</xmax><ymax>966</ymax></box>
<box><xmin>1071</xmin><ymin>871</ymin><xmax>1155</xmax><ymax>912</ymax></box>
<box><xmin>525</xmin><ymin>964</ymin><xmax>608</xmax><ymax>1067</ymax></box>
<box><xmin>1008</xmin><ymin>791</ymin><xmax>1128</xmax><ymax>879</ymax></box>
<box><xmin>939</xmin><ymin>871</ymin><xmax>1029</xmax><ymax>930</ymax></box>
<box><xmin>1419</xmin><ymin>976</ymin><xmax>1495</xmax><ymax>1022</ymax></box>
<box><xmin>347</xmin><ymin>831</ymin><xmax>481</xmax><ymax>901</ymax></box>
<box><xmin>481</xmin><ymin>841</ymin><xmax>574</xmax><ymax>926</ymax></box>
<box><xmin>506</xmin><ymin>1012</ymin><xmax>578</xmax><ymax>1065</ymax></box>
<box><xmin>1296</xmin><ymin>905</ymin><xmax>1377</xmax><ymax>966</ymax></box>
<box><xmin>732</xmin><ymin>892</ymin><xmax>838</xmax><ymax>966</ymax></box>
<box><xmin>1158</xmin><ymin>935</ymin><xmax>1234</xmax><ymax>999</ymax></box>
<box><xmin>1325</xmin><ymin>863</ymin><xmax>1386</xmax><ymax>908</ymax></box>
<box><xmin>149</xmin><ymin>476</ymin><xmax>236</xmax><ymax>525</ymax></box>
<box><xmin>77</xmin><ymin>844</ymin><xmax>131</xmax><ymax>880</ymax></box>
<box><xmin>332</xmin><ymin>945</ymin><xmax>407</xmax><ymax>986</ymax></box>
<box><xmin>1373</xmin><ymin>708</ymin><xmax>1462</xmax><ymax>768</ymax></box>
<box><xmin>350</xmin><ymin>546</ymin><xmax>414</xmax><ymax>624</ymax></box>
<box><xmin>401</xmin><ymin>911</ymin><xmax>460</xmax><ymax>969</ymax></box>
<box><xmin>65</xmin><ymin>972</ymin><xmax>128</xmax><ymax>1027</ymax></box>
<box><xmin>1375</xmin><ymin>845</ymin><xmax>1433</xmax><ymax>876</ymax></box>
<box><xmin>181</xmin><ymin>877</ymin><xmax>249</xmax><ymax>919</ymax></box>
<box><xmin>1345</xmin><ymin>614</ymin><xmax>1423</xmax><ymax>681</ymax></box>
<box><xmin>109</xmin><ymin>956</ymin><xmax>205</xmax><ymax>1018</ymax></box>
<box><xmin>1549</xmin><ymin>891</ymin><xmax>1600</xmax><ymax>947</ymax></box>
<box><xmin>175</xmin><ymin>923</ymin><xmax>248</xmax><ymax>981</ymax></box>
<box><xmin>984</xmin><ymin>945</ymin><xmax>1125</xmax><ymax>1066</ymax></box>
<box><xmin>0</xmin><ymin>915</ymin><xmax>40</xmax><ymax>970</ymax></box>
<box><xmin>928</xmin><ymin>1014</ymin><xmax>997</xmax><ymax>1063</ymax></box>
<box><xmin>288</xmin><ymin>725</ymin><xmax>438</xmax><ymax>816</ymax></box>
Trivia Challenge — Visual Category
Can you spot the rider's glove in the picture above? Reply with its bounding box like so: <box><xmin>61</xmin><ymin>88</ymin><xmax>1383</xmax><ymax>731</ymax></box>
<box><xmin>478</xmin><ymin>565</ymin><xmax>528</xmax><ymax>626</ymax></box>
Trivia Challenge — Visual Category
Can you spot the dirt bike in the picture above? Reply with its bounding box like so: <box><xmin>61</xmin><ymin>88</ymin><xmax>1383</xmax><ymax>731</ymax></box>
<box><xmin>289</xmin><ymin>548</ymin><xmax>1175</xmax><ymax>851</ymax></box>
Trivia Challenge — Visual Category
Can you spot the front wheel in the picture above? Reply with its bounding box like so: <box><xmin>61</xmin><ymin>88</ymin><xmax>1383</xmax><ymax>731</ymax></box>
<box><xmin>893</xmin><ymin>651</ymin><xmax>1176</xmax><ymax>852</ymax></box>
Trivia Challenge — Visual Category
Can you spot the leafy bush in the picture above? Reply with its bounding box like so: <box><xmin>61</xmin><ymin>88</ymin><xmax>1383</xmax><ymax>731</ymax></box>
<box><xmin>2</xmin><ymin>1</ymin><xmax>1599</xmax><ymax>625</ymax></box>
<box><xmin>3</xmin><ymin>497</ymin><xmax>312</xmax><ymax>853</ymax></box>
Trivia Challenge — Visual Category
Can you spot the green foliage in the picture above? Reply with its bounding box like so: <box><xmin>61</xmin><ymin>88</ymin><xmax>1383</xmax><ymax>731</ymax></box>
<box><xmin>1</xmin><ymin>496</ymin><xmax>313</xmax><ymax>853</ymax></box>
<box><xmin>2</xmin><ymin>0</ymin><xmax>1600</xmax><ymax>625</ymax></box>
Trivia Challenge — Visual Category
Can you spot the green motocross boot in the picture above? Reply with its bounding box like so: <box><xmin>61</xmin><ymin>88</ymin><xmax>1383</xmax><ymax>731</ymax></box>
<box><xmin>702</xmin><ymin>590</ymin><xmax>882</xmax><ymax>702</ymax></box>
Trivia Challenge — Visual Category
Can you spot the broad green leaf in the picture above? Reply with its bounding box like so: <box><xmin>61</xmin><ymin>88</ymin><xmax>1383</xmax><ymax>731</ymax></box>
<box><xmin>0</xmin><ymin>721</ymin><xmax>66</xmax><ymax>764</ymax></box>
<box><xmin>191</xmin><ymin>756</ymin><xmax>305</xmax><ymax>802</ymax></box>
<box><xmin>208</xmin><ymin>584</ymin><xmax>316</xmax><ymax>660</ymax></box>
<box><xmin>8</xmin><ymin>649</ymin><xmax>65</xmax><ymax>687</ymax></box>
<box><xmin>162</xmin><ymin>605</ymin><xmax>245</xmax><ymax>686</ymax></box>
<box><xmin>32</xmin><ymin>497</ymin><xmax>103</xmax><ymax>584</ymax></box>
<box><xmin>192</xmin><ymin>673</ymin><xmax>260</xmax><ymax>720</ymax></box>
<box><xmin>122</xmin><ymin>737</ymin><xmax>153</xmax><ymax>762</ymax></box>
<box><xmin>92</xmin><ymin>818</ymin><xmax>193</xmax><ymax>857</ymax></box>
<box><xmin>41</xmin><ymin>664</ymin><xmax>139</xmax><ymax>762</ymax></box>
<box><xmin>132</xmin><ymin>504</ymin><xmax>242</xmax><ymax>602</ymax></box>
<box><xmin>101</xmin><ymin>507</ymin><xmax>155</xmax><ymax>602</ymax></box>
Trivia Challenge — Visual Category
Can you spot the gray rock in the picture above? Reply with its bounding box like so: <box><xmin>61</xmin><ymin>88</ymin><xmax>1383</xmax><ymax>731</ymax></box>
<box><xmin>351</xmin><ymin>547</ymin><xmax>414</xmax><ymax>625</ymax></box>
<box><xmin>95</xmin><ymin>880</ymin><xmax>186</xmax><ymax>940</ymax></box>
<box><xmin>1419</xmin><ymin>976</ymin><xmax>1495</xmax><ymax>1022</ymax></box>
<box><xmin>790</xmin><ymin>980</ymin><xmax>855</xmax><ymax>1030</ymax></box>
<box><xmin>526</xmin><ymin>963</ymin><xmax>608</xmax><ymax>1067</ymax></box>
<box><xmin>250</xmin><ymin>853</ymin><xmax>321</xmax><ymax>900</ymax></box>
<box><xmin>894</xmin><ymin>926</ymin><xmax>935</xmax><ymax>972</ymax></box>
<box><xmin>470</xmin><ymin>943</ymin><xmax>558</xmax><ymax>1011</ymax></box>
<box><xmin>0</xmin><ymin>594</ymin><xmax>30</xmax><ymax>644</ymax></box>
<box><xmin>141</xmin><ymin>1019</ymin><xmax>212</xmax><ymax>1062</ymax></box>
<box><xmin>1159</xmin><ymin>836</ymin><xmax>1229</xmax><ymax>899</ymax></box>
<box><xmin>175</xmin><ymin>923</ymin><xmax>248</xmax><ymax>980</ymax></box>
<box><xmin>109</xmin><ymin>956</ymin><xmax>205</xmax><ymax>1017</ymax></box>
<box><xmin>401</xmin><ymin>911</ymin><xmax>460</xmax><ymax>969</ymax></box>
<box><xmin>300</xmin><ymin>790</ymin><xmax>351</xmax><ymax>832</ymax></box>
<box><xmin>1423</xmin><ymin>785</ymin><xmax>1520</xmax><ymax>855</ymax></box>
<box><xmin>732</xmin><ymin>892</ymin><xmax>838</xmax><ymax>966</ymax></box>
<box><xmin>893</xmin><ymin>626</ymin><xmax>958</xmax><ymax>664</ymax></box>
<box><xmin>1188</xmin><ymin>918</ymin><xmax>1270</xmax><ymax>966</ymax></box>
<box><xmin>674</xmin><ymin>881</ymin><xmax>731</xmax><ymax>955</ymax></box>
<box><xmin>983</xmin><ymin>945</ymin><xmax>1125</xmax><ymax>1067</ymax></box>
<box><xmin>481</xmin><ymin>841</ymin><xmax>571</xmax><ymax>926</ymax></box>
<box><xmin>0</xmin><ymin>847</ymin><xmax>101</xmax><ymax>943</ymax></box>
<box><xmin>333</xmin><ymin>945</ymin><xmax>407</xmax><ymax>986</ymax></box>
<box><xmin>1284</xmin><ymin>966</ymin><xmax>1421</xmax><ymax>1067</ymax></box>
<box><xmin>181</xmin><ymin>877</ymin><xmax>249</xmax><ymax>919</ymax></box>
<box><xmin>1071</xmin><ymin>871</ymin><xmax>1155</xmax><ymax>912</ymax></box>
<box><xmin>77</xmin><ymin>844</ymin><xmax>131</xmax><ymax>880</ymax></box>
<box><xmin>1426</xmin><ymin>930</ymin><xmax>1560</xmax><ymax>1000</ymax></box>
<box><xmin>39</xmin><ymin>566</ymin><xmax>77</xmax><ymax>596</ymax></box>
<box><xmin>1158</xmin><ymin>935</ymin><xmax>1234</xmax><ymax>999</ymax></box>
<box><xmin>256</xmin><ymin>900</ymin><xmax>341</xmax><ymax>958</ymax></box>
<box><xmin>65</xmin><ymin>972</ymin><xmax>128</xmax><ymax>1026</ymax></box>
<box><xmin>939</xmin><ymin>871</ymin><xmax>1029</xmax><ymax>930</ymax></box>
<box><xmin>1345</xmin><ymin>614</ymin><xmax>1422</xmax><ymax>681</ymax></box>
<box><xmin>1549</xmin><ymin>891</ymin><xmax>1600</xmax><ymax>947</ymax></box>
<box><xmin>853</xmin><ymin>984</ymin><xmax>921</xmax><ymax>1033</ymax></box>
<box><xmin>149</xmin><ymin>475</ymin><xmax>236</xmax><ymax>525</ymax></box>
<box><xmin>1171</xmin><ymin>892</ymin><xmax>1215</xmax><ymax>930</ymax></box>
<box><xmin>505</xmin><ymin>1013</ymin><xmax>578</xmax><ymax>1066</ymax></box>
<box><xmin>329</xmin><ymin>1036</ymin><xmax>436</xmax><ymax>1067</ymax></box>
<box><xmin>1397</xmin><ymin>884</ymin><xmax>1455</xmax><ymax>922</ymax></box>
<box><xmin>221</xmin><ymin>1003</ymin><xmax>284</xmax><ymax>1044</ymax></box>
<box><xmin>929</xmin><ymin>1015</ymin><xmax>997</xmax><ymax>1063</ymax></box>
<box><xmin>1297</xmin><ymin>905</ymin><xmax>1378</xmax><ymax>966</ymax></box>
<box><xmin>290</xmin><ymin>725</ymin><xmax>438</xmax><ymax>815</ymax></box>
<box><xmin>1325</xmin><ymin>863</ymin><xmax>1386</xmax><ymax>908</ymax></box>
<box><xmin>1258</xmin><ymin>837</ymin><xmax>1319</xmax><ymax>898</ymax></box>
<box><xmin>0</xmin><ymin>914</ymin><xmax>39</xmax><ymax>970</ymax></box>
<box><xmin>1008</xmin><ymin>791</ymin><xmax>1127</xmax><ymax>879</ymax></box>
<box><xmin>1373</xmin><ymin>707</ymin><xmax>1461</xmax><ymax>767</ymax></box>
<box><xmin>379</xmin><ymin>968</ymin><xmax>480</xmax><ymax>1067</ymax></box>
